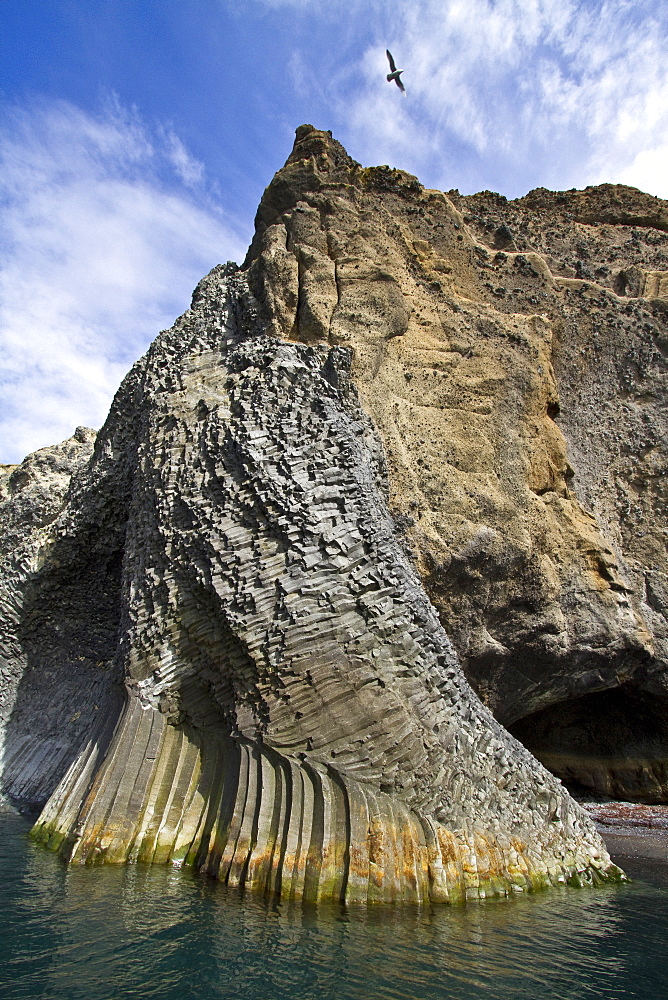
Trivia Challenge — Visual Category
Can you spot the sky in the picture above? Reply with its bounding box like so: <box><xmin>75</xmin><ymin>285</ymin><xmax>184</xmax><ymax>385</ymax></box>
<box><xmin>1</xmin><ymin>0</ymin><xmax>667</xmax><ymax>463</ymax></box>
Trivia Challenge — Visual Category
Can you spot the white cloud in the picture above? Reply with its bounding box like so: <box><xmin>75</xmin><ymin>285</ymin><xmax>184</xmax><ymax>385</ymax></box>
<box><xmin>615</xmin><ymin>143</ymin><xmax>668</xmax><ymax>199</ymax></box>
<box><xmin>336</xmin><ymin>0</ymin><xmax>668</xmax><ymax>198</ymax></box>
<box><xmin>162</xmin><ymin>129</ymin><xmax>206</xmax><ymax>187</ymax></box>
<box><xmin>4</xmin><ymin>4</ymin><xmax>666</xmax><ymax>465</ymax></box>
<box><xmin>213</xmin><ymin>1</ymin><xmax>668</xmax><ymax>198</ymax></box>
<box><xmin>0</xmin><ymin>97</ymin><xmax>247</xmax><ymax>464</ymax></box>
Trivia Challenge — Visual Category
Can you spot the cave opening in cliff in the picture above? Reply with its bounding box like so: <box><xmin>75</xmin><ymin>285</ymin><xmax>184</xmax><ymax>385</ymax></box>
<box><xmin>508</xmin><ymin>683</ymin><xmax>668</xmax><ymax>804</ymax></box>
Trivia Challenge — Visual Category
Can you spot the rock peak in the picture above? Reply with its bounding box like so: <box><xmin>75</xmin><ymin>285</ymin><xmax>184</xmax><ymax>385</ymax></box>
<box><xmin>287</xmin><ymin>123</ymin><xmax>359</xmax><ymax>169</ymax></box>
<box><xmin>3</xmin><ymin>127</ymin><xmax>667</xmax><ymax>906</ymax></box>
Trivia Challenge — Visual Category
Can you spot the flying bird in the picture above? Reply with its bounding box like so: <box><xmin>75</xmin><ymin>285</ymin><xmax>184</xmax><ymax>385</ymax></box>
<box><xmin>386</xmin><ymin>50</ymin><xmax>406</xmax><ymax>94</ymax></box>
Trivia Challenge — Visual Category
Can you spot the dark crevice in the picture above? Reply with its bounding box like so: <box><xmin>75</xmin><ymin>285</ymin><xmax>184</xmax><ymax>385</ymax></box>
<box><xmin>509</xmin><ymin>683</ymin><xmax>668</xmax><ymax>803</ymax></box>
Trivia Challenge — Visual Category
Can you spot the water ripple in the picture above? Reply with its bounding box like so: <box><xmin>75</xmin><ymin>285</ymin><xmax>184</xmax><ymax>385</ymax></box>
<box><xmin>1</xmin><ymin>811</ymin><xmax>666</xmax><ymax>1000</ymax></box>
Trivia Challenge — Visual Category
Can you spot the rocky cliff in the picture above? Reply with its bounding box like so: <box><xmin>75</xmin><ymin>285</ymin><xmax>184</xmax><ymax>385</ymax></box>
<box><xmin>2</xmin><ymin>124</ymin><xmax>666</xmax><ymax>904</ymax></box>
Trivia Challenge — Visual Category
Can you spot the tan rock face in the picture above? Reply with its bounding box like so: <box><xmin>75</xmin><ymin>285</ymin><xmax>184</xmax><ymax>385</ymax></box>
<box><xmin>245</xmin><ymin>126</ymin><xmax>667</xmax><ymax>800</ymax></box>
<box><xmin>4</xmin><ymin>125</ymin><xmax>667</xmax><ymax>905</ymax></box>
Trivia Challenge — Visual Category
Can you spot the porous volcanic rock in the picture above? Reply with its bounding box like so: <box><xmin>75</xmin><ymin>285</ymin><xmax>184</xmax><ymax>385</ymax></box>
<box><xmin>4</xmin><ymin>124</ymin><xmax>666</xmax><ymax>903</ymax></box>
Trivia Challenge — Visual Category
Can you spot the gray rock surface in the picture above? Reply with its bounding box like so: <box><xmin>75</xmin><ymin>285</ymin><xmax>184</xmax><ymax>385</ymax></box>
<box><xmin>27</xmin><ymin>265</ymin><xmax>618</xmax><ymax>901</ymax></box>
<box><xmin>5</xmin><ymin>125</ymin><xmax>666</xmax><ymax>902</ymax></box>
<box><xmin>0</xmin><ymin>427</ymin><xmax>123</xmax><ymax>807</ymax></box>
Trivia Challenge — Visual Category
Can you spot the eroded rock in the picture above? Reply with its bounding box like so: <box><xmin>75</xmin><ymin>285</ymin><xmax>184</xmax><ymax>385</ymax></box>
<box><xmin>5</xmin><ymin>125</ymin><xmax>667</xmax><ymax>902</ymax></box>
<box><xmin>246</xmin><ymin>127</ymin><xmax>668</xmax><ymax>803</ymax></box>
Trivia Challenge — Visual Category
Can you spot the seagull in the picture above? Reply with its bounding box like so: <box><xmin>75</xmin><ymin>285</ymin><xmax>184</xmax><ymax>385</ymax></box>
<box><xmin>386</xmin><ymin>49</ymin><xmax>406</xmax><ymax>94</ymax></box>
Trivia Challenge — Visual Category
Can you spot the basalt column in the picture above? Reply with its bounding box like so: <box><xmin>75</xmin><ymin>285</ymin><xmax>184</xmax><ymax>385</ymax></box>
<box><xmin>31</xmin><ymin>264</ymin><xmax>620</xmax><ymax>902</ymax></box>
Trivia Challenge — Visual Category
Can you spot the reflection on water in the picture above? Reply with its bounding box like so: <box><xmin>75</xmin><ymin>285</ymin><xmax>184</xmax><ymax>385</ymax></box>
<box><xmin>1</xmin><ymin>810</ymin><xmax>667</xmax><ymax>1000</ymax></box>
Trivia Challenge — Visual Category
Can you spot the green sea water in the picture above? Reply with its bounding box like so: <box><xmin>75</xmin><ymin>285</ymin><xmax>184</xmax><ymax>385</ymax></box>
<box><xmin>1</xmin><ymin>809</ymin><xmax>667</xmax><ymax>1000</ymax></box>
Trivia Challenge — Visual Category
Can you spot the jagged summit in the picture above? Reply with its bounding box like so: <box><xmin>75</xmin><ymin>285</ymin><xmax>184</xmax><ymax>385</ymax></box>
<box><xmin>1</xmin><ymin>126</ymin><xmax>666</xmax><ymax>904</ymax></box>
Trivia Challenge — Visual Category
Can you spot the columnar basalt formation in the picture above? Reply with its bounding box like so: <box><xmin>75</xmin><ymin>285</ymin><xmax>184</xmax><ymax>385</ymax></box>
<box><xmin>3</xmin><ymin>124</ymin><xmax>667</xmax><ymax>903</ymax></box>
<box><xmin>25</xmin><ymin>282</ymin><xmax>616</xmax><ymax>902</ymax></box>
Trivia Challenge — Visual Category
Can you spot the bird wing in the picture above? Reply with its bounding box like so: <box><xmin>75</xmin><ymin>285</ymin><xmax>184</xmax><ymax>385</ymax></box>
<box><xmin>386</xmin><ymin>49</ymin><xmax>397</xmax><ymax>72</ymax></box>
<box><xmin>395</xmin><ymin>75</ymin><xmax>406</xmax><ymax>93</ymax></box>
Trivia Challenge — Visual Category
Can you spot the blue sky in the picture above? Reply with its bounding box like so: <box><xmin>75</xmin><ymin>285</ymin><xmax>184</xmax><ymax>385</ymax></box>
<box><xmin>2</xmin><ymin>0</ymin><xmax>667</xmax><ymax>462</ymax></box>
